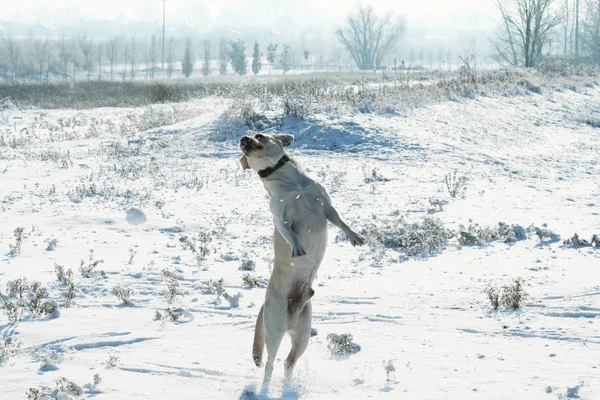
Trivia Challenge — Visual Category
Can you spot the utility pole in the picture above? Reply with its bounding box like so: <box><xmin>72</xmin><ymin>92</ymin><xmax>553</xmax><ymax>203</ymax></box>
<box><xmin>575</xmin><ymin>0</ymin><xmax>580</xmax><ymax>58</ymax></box>
<box><xmin>162</xmin><ymin>0</ymin><xmax>166</xmax><ymax>70</ymax></box>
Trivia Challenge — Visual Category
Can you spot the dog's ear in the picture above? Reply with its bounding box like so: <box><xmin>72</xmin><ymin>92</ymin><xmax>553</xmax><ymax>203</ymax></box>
<box><xmin>239</xmin><ymin>155</ymin><xmax>251</xmax><ymax>170</ymax></box>
<box><xmin>272</xmin><ymin>134</ymin><xmax>294</xmax><ymax>147</ymax></box>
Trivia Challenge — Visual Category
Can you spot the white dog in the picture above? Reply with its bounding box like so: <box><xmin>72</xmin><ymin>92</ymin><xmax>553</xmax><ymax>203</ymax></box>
<box><xmin>239</xmin><ymin>133</ymin><xmax>365</xmax><ymax>388</ymax></box>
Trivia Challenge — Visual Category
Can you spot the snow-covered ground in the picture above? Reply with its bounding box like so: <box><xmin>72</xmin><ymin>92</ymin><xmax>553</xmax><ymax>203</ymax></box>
<box><xmin>1</xmin><ymin>81</ymin><xmax>599</xmax><ymax>399</ymax></box>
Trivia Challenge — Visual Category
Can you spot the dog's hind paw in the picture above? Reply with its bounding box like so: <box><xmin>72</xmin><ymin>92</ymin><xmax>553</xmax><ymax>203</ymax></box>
<box><xmin>347</xmin><ymin>231</ymin><xmax>366</xmax><ymax>247</ymax></box>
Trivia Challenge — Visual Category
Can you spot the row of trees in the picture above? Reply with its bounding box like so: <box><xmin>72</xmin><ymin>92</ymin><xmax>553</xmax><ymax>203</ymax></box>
<box><xmin>0</xmin><ymin>33</ymin><xmax>302</xmax><ymax>82</ymax></box>
<box><xmin>178</xmin><ymin>39</ymin><xmax>294</xmax><ymax>77</ymax></box>
<box><xmin>491</xmin><ymin>0</ymin><xmax>600</xmax><ymax>66</ymax></box>
<box><xmin>2</xmin><ymin>1</ymin><xmax>600</xmax><ymax>82</ymax></box>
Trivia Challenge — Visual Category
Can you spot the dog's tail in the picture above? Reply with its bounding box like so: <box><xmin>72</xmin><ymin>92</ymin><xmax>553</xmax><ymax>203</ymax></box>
<box><xmin>252</xmin><ymin>304</ymin><xmax>265</xmax><ymax>367</ymax></box>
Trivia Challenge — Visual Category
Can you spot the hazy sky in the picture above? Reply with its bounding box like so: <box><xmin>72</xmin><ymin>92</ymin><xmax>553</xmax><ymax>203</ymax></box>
<box><xmin>0</xmin><ymin>0</ymin><xmax>496</xmax><ymax>27</ymax></box>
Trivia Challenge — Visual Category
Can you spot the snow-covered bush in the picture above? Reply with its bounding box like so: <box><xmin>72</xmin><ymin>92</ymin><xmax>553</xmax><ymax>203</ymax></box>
<box><xmin>241</xmin><ymin>273</ymin><xmax>265</xmax><ymax>288</ymax></box>
<box><xmin>0</xmin><ymin>336</ymin><xmax>21</xmax><ymax>364</ymax></box>
<box><xmin>111</xmin><ymin>285</ymin><xmax>134</xmax><ymax>305</ymax></box>
<box><xmin>484</xmin><ymin>284</ymin><xmax>501</xmax><ymax>310</ymax></box>
<box><xmin>156</xmin><ymin>307</ymin><xmax>194</xmax><ymax>322</ymax></box>
<box><xmin>459</xmin><ymin>221</ymin><xmax>531</xmax><ymax>245</ymax></box>
<box><xmin>239</xmin><ymin>259</ymin><xmax>256</xmax><ymax>271</ymax></box>
<box><xmin>199</xmin><ymin>278</ymin><xmax>226</xmax><ymax>304</ymax></box>
<box><xmin>364</xmin><ymin>216</ymin><xmax>454</xmax><ymax>257</ymax></box>
<box><xmin>161</xmin><ymin>269</ymin><xmax>182</xmax><ymax>305</ymax></box>
<box><xmin>27</xmin><ymin>377</ymin><xmax>85</xmax><ymax>399</ymax></box>
<box><xmin>105</xmin><ymin>354</ymin><xmax>120</xmax><ymax>369</ymax></box>
<box><xmin>484</xmin><ymin>278</ymin><xmax>529</xmax><ymax>310</ymax></box>
<box><xmin>534</xmin><ymin>225</ymin><xmax>560</xmax><ymax>242</ymax></box>
<box><xmin>79</xmin><ymin>250</ymin><xmax>105</xmax><ymax>278</ymax></box>
<box><xmin>326</xmin><ymin>333</ymin><xmax>361</xmax><ymax>356</ymax></box>
<box><xmin>224</xmin><ymin>292</ymin><xmax>243</xmax><ymax>308</ymax></box>
<box><xmin>31</xmin><ymin>346</ymin><xmax>63</xmax><ymax>372</ymax></box>
<box><xmin>1</xmin><ymin>279</ymin><xmax>59</xmax><ymax>321</ymax></box>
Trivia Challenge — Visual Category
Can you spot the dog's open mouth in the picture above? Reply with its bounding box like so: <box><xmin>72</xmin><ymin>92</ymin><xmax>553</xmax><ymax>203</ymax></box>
<box><xmin>240</xmin><ymin>136</ymin><xmax>263</xmax><ymax>153</ymax></box>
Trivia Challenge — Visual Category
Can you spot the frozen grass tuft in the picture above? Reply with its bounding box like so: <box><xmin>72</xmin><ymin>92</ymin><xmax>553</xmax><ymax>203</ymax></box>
<box><xmin>111</xmin><ymin>285</ymin><xmax>134</xmax><ymax>305</ymax></box>
<box><xmin>327</xmin><ymin>333</ymin><xmax>361</xmax><ymax>356</ymax></box>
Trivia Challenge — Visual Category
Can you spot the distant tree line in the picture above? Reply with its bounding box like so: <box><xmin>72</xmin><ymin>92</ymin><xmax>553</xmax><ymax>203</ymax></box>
<box><xmin>1</xmin><ymin>1</ymin><xmax>599</xmax><ymax>83</ymax></box>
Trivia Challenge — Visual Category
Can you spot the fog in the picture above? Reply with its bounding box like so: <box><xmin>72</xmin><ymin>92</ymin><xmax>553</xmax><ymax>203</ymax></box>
<box><xmin>0</xmin><ymin>0</ymin><xmax>498</xmax><ymax>67</ymax></box>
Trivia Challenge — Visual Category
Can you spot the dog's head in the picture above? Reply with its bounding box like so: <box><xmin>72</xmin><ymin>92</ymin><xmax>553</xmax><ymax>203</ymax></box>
<box><xmin>239</xmin><ymin>133</ymin><xmax>294</xmax><ymax>171</ymax></box>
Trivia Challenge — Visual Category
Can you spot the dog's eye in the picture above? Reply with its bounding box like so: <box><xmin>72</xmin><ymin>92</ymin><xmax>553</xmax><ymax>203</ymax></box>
<box><xmin>254</xmin><ymin>134</ymin><xmax>264</xmax><ymax>140</ymax></box>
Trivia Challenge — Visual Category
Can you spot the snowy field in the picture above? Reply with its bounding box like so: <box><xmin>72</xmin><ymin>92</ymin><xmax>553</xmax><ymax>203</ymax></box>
<box><xmin>1</xmin><ymin>76</ymin><xmax>599</xmax><ymax>399</ymax></box>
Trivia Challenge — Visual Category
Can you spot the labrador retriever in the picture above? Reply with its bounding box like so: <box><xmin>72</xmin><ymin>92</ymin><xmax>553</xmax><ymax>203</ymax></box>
<box><xmin>239</xmin><ymin>132</ymin><xmax>365</xmax><ymax>388</ymax></box>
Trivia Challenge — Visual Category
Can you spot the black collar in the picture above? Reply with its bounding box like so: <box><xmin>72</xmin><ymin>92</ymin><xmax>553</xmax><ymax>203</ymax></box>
<box><xmin>258</xmin><ymin>155</ymin><xmax>290</xmax><ymax>178</ymax></box>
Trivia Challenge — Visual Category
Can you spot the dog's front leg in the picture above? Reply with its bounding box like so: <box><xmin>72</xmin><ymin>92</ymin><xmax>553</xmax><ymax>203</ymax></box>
<box><xmin>272</xmin><ymin>210</ymin><xmax>306</xmax><ymax>258</ymax></box>
<box><xmin>324</xmin><ymin>203</ymin><xmax>366</xmax><ymax>246</ymax></box>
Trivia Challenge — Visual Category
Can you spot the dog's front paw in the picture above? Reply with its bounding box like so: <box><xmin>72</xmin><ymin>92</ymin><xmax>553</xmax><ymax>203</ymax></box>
<box><xmin>291</xmin><ymin>243</ymin><xmax>307</xmax><ymax>258</ymax></box>
<box><xmin>347</xmin><ymin>231</ymin><xmax>366</xmax><ymax>247</ymax></box>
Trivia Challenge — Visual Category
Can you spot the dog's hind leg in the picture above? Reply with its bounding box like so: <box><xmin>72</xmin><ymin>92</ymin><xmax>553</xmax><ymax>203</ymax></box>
<box><xmin>252</xmin><ymin>304</ymin><xmax>265</xmax><ymax>367</ymax></box>
<box><xmin>262</xmin><ymin>299</ymin><xmax>286</xmax><ymax>389</ymax></box>
<box><xmin>284</xmin><ymin>301</ymin><xmax>312</xmax><ymax>384</ymax></box>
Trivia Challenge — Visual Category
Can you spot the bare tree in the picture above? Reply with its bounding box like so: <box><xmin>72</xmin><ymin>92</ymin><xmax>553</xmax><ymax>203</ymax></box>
<box><xmin>130</xmin><ymin>37</ymin><xmax>137</xmax><ymax>80</ymax></box>
<box><xmin>106</xmin><ymin>37</ymin><xmax>120</xmax><ymax>80</ymax></box>
<box><xmin>334</xmin><ymin>5</ymin><xmax>405</xmax><ymax>70</ymax></box>
<box><xmin>33</xmin><ymin>38</ymin><xmax>50</xmax><ymax>82</ymax></box>
<box><xmin>79</xmin><ymin>34</ymin><xmax>94</xmax><ymax>80</ymax></box>
<box><xmin>583</xmin><ymin>0</ymin><xmax>600</xmax><ymax>61</ymax></box>
<box><xmin>491</xmin><ymin>0</ymin><xmax>562</xmax><ymax>67</ymax></box>
<box><xmin>561</xmin><ymin>0</ymin><xmax>572</xmax><ymax>56</ymax></box>
<box><xmin>218</xmin><ymin>38</ymin><xmax>228</xmax><ymax>75</ymax></box>
<box><xmin>97</xmin><ymin>42</ymin><xmax>103</xmax><ymax>80</ymax></box>
<box><xmin>575</xmin><ymin>0</ymin><xmax>581</xmax><ymax>56</ymax></box>
<box><xmin>167</xmin><ymin>37</ymin><xmax>175</xmax><ymax>77</ymax></box>
<box><xmin>57</xmin><ymin>37</ymin><xmax>72</xmax><ymax>82</ymax></box>
<box><xmin>150</xmin><ymin>34</ymin><xmax>157</xmax><ymax>79</ymax></box>
<box><xmin>3</xmin><ymin>36</ymin><xmax>22</xmax><ymax>83</ymax></box>
<box><xmin>202</xmin><ymin>40</ymin><xmax>210</xmax><ymax>76</ymax></box>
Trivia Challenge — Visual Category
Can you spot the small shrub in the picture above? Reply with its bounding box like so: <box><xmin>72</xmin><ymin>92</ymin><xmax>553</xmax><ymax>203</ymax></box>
<box><xmin>485</xmin><ymin>278</ymin><xmax>529</xmax><ymax>310</ymax></box>
<box><xmin>199</xmin><ymin>278</ymin><xmax>226</xmax><ymax>304</ymax></box>
<box><xmin>128</xmin><ymin>247</ymin><xmax>137</xmax><ymax>264</ymax></box>
<box><xmin>326</xmin><ymin>333</ymin><xmax>361</xmax><ymax>356</ymax></box>
<box><xmin>362</xmin><ymin>165</ymin><xmax>388</xmax><ymax>183</ymax></box>
<box><xmin>105</xmin><ymin>354</ymin><xmax>120</xmax><ymax>368</ymax></box>
<box><xmin>364</xmin><ymin>216</ymin><xmax>454</xmax><ymax>257</ymax></box>
<box><xmin>8</xmin><ymin>227</ymin><xmax>27</xmax><ymax>256</ymax></box>
<box><xmin>383</xmin><ymin>360</ymin><xmax>396</xmax><ymax>385</ymax></box>
<box><xmin>241</xmin><ymin>273</ymin><xmax>263</xmax><ymax>288</ymax></box>
<box><xmin>111</xmin><ymin>285</ymin><xmax>134</xmax><ymax>305</ymax></box>
<box><xmin>157</xmin><ymin>307</ymin><xmax>194</xmax><ymax>322</ymax></box>
<box><xmin>79</xmin><ymin>250</ymin><xmax>105</xmax><ymax>278</ymax></box>
<box><xmin>224</xmin><ymin>292</ymin><xmax>242</xmax><ymax>308</ymax></box>
<box><xmin>31</xmin><ymin>347</ymin><xmax>63</xmax><ymax>372</ymax></box>
<box><xmin>239</xmin><ymin>259</ymin><xmax>256</xmax><ymax>271</ymax></box>
<box><xmin>0</xmin><ymin>336</ymin><xmax>21</xmax><ymax>364</ymax></box>
<box><xmin>161</xmin><ymin>269</ymin><xmax>182</xmax><ymax>305</ymax></box>
<box><xmin>534</xmin><ymin>226</ymin><xmax>560</xmax><ymax>242</ymax></box>
<box><xmin>563</xmin><ymin>233</ymin><xmax>593</xmax><ymax>247</ymax></box>
<box><xmin>1</xmin><ymin>279</ymin><xmax>59</xmax><ymax>321</ymax></box>
<box><xmin>501</xmin><ymin>278</ymin><xmax>528</xmax><ymax>309</ymax></box>
<box><xmin>484</xmin><ymin>284</ymin><xmax>501</xmax><ymax>310</ymax></box>
<box><xmin>444</xmin><ymin>171</ymin><xmax>468</xmax><ymax>198</ymax></box>
<box><xmin>427</xmin><ymin>197</ymin><xmax>448</xmax><ymax>214</ymax></box>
